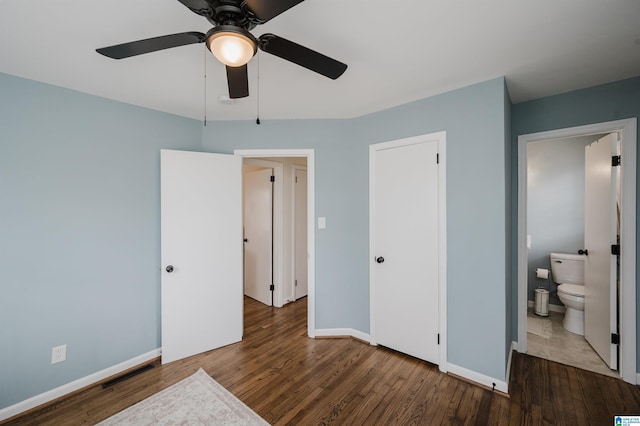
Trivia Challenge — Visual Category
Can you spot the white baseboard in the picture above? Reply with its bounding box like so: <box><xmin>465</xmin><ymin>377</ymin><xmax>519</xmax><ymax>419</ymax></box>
<box><xmin>527</xmin><ymin>300</ymin><xmax>565</xmax><ymax>313</ymax></box>
<box><xmin>447</xmin><ymin>362</ymin><xmax>509</xmax><ymax>394</ymax></box>
<box><xmin>0</xmin><ymin>348</ymin><xmax>161</xmax><ymax>422</ymax></box>
<box><xmin>314</xmin><ymin>328</ymin><xmax>370</xmax><ymax>343</ymax></box>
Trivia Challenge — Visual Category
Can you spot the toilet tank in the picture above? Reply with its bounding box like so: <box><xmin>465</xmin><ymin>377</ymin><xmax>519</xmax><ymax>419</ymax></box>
<box><xmin>549</xmin><ymin>252</ymin><xmax>585</xmax><ymax>285</ymax></box>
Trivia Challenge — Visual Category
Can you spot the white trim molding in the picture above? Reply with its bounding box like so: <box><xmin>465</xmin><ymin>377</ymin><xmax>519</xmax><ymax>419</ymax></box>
<box><xmin>517</xmin><ymin>118</ymin><xmax>636</xmax><ymax>384</ymax></box>
<box><xmin>0</xmin><ymin>349</ymin><xmax>161</xmax><ymax>422</ymax></box>
<box><xmin>447</xmin><ymin>362</ymin><xmax>509</xmax><ymax>394</ymax></box>
<box><xmin>315</xmin><ymin>328</ymin><xmax>371</xmax><ymax>343</ymax></box>
<box><xmin>235</xmin><ymin>149</ymin><xmax>316</xmax><ymax>337</ymax></box>
<box><xmin>444</xmin><ymin>340</ymin><xmax>514</xmax><ymax>395</ymax></box>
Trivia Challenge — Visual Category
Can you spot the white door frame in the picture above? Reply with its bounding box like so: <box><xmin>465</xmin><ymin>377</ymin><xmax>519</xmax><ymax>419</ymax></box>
<box><xmin>369</xmin><ymin>132</ymin><xmax>447</xmax><ymax>372</ymax></box>
<box><xmin>236</xmin><ymin>149</ymin><xmax>316</xmax><ymax>338</ymax></box>
<box><xmin>516</xmin><ymin>118</ymin><xmax>637</xmax><ymax>384</ymax></box>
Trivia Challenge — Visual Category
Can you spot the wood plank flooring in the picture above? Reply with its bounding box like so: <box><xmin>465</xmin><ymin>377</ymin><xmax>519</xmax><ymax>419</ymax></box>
<box><xmin>4</xmin><ymin>296</ymin><xmax>640</xmax><ymax>425</ymax></box>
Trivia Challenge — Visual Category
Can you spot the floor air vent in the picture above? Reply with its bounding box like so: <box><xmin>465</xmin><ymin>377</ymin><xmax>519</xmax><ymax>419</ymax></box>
<box><xmin>101</xmin><ymin>363</ymin><xmax>155</xmax><ymax>389</ymax></box>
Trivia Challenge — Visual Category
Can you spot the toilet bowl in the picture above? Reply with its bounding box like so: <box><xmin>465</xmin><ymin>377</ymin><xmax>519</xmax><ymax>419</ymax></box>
<box><xmin>550</xmin><ymin>252</ymin><xmax>585</xmax><ymax>335</ymax></box>
<box><xmin>556</xmin><ymin>283</ymin><xmax>585</xmax><ymax>335</ymax></box>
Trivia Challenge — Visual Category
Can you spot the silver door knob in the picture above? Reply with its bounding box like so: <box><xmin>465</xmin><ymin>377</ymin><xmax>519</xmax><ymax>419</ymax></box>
<box><xmin>376</xmin><ymin>257</ymin><xmax>384</xmax><ymax>264</ymax></box>
<box><xmin>166</xmin><ymin>265</ymin><xmax>174</xmax><ymax>273</ymax></box>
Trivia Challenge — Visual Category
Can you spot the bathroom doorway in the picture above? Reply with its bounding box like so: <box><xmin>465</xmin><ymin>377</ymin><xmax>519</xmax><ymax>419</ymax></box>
<box><xmin>516</xmin><ymin>119</ymin><xmax>637</xmax><ymax>384</ymax></box>
<box><xmin>526</xmin><ymin>134</ymin><xmax>617</xmax><ymax>376</ymax></box>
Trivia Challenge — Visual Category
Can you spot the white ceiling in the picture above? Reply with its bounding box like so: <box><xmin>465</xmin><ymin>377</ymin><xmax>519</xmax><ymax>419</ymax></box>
<box><xmin>1</xmin><ymin>0</ymin><xmax>639</xmax><ymax>121</ymax></box>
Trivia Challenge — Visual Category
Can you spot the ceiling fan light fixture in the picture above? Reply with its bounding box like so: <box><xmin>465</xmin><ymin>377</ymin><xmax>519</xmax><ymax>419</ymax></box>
<box><xmin>206</xmin><ymin>26</ymin><xmax>257</xmax><ymax>67</ymax></box>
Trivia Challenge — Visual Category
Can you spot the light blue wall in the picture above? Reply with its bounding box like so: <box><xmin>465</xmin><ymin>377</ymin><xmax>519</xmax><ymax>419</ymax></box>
<box><xmin>527</xmin><ymin>136</ymin><xmax>599</xmax><ymax>305</ymax></box>
<box><xmin>203</xmin><ymin>77</ymin><xmax>510</xmax><ymax>381</ymax></box>
<box><xmin>511</xmin><ymin>77</ymin><xmax>640</xmax><ymax>367</ymax></box>
<box><xmin>0</xmin><ymin>73</ymin><xmax>202</xmax><ymax>409</ymax></box>
<box><xmin>1</xmin><ymin>73</ymin><xmax>511</xmax><ymax>411</ymax></box>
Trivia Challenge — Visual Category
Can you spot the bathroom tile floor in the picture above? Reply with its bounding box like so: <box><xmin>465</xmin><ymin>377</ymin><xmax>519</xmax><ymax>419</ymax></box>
<box><xmin>526</xmin><ymin>308</ymin><xmax>618</xmax><ymax>378</ymax></box>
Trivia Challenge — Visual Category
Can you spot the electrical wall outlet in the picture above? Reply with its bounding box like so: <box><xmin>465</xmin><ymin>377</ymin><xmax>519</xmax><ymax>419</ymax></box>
<box><xmin>51</xmin><ymin>344</ymin><xmax>67</xmax><ymax>364</ymax></box>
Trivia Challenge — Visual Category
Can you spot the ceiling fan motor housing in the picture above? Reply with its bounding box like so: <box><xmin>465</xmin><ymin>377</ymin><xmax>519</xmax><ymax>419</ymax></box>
<box><xmin>206</xmin><ymin>1</ymin><xmax>260</xmax><ymax>30</ymax></box>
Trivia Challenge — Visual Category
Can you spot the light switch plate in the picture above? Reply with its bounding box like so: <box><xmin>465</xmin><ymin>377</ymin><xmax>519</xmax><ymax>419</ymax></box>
<box><xmin>318</xmin><ymin>217</ymin><xmax>326</xmax><ymax>229</ymax></box>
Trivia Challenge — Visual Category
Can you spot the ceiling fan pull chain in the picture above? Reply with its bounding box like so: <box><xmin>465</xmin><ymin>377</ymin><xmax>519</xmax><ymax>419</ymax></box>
<box><xmin>203</xmin><ymin>44</ymin><xmax>207</xmax><ymax>127</ymax></box>
<box><xmin>256</xmin><ymin>53</ymin><xmax>261</xmax><ymax>125</ymax></box>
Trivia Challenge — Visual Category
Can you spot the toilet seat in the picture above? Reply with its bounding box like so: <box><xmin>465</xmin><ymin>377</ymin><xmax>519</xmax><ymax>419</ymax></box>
<box><xmin>558</xmin><ymin>283</ymin><xmax>584</xmax><ymax>297</ymax></box>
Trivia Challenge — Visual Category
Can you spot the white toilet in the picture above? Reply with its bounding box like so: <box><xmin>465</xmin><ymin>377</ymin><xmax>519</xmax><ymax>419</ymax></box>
<box><xmin>550</xmin><ymin>252</ymin><xmax>585</xmax><ymax>335</ymax></box>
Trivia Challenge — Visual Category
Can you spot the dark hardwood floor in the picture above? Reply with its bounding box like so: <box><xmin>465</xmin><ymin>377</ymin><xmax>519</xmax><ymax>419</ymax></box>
<box><xmin>4</xmin><ymin>296</ymin><xmax>640</xmax><ymax>425</ymax></box>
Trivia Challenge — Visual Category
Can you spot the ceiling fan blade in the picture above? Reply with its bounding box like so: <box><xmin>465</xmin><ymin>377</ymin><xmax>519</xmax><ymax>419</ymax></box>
<box><xmin>246</xmin><ymin>0</ymin><xmax>305</xmax><ymax>22</ymax></box>
<box><xmin>96</xmin><ymin>32</ymin><xmax>206</xmax><ymax>59</ymax></box>
<box><xmin>258</xmin><ymin>34</ymin><xmax>347</xmax><ymax>79</ymax></box>
<box><xmin>226</xmin><ymin>65</ymin><xmax>249</xmax><ymax>99</ymax></box>
<box><xmin>175</xmin><ymin>0</ymin><xmax>211</xmax><ymax>16</ymax></box>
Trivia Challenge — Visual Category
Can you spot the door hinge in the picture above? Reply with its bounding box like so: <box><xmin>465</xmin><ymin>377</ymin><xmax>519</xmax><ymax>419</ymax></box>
<box><xmin>295</xmin><ymin>176</ymin><xmax>298</xmax><ymax>183</ymax></box>
<box><xmin>270</xmin><ymin>175</ymin><xmax>275</xmax><ymax>182</ymax></box>
<box><xmin>611</xmin><ymin>244</ymin><xmax>621</xmax><ymax>256</ymax></box>
<box><xmin>436</xmin><ymin>153</ymin><xmax>439</xmax><ymax>164</ymax></box>
<box><xmin>437</xmin><ymin>333</ymin><xmax>440</xmax><ymax>345</ymax></box>
<box><xmin>295</xmin><ymin>279</ymin><xmax>298</xmax><ymax>287</ymax></box>
<box><xmin>612</xmin><ymin>155</ymin><xmax>621</xmax><ymax>167</ymax></box>
<box><xmin>611</xmin><ymin>333</ymin><xmax>620</xmax><ymax>345</ymax></box>
<box><xmin>269</xmin><ymin>284</ymin><xmax>275</xmax><ymax>291</ymax></box>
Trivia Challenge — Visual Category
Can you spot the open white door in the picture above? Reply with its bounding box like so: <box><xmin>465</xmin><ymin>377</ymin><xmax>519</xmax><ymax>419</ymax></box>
<box><xmin>294</xmin><ymin>168</ymin><xmax>308</xmax><ymax>300</ymax></box>
<box><xmin>584</xmin><ymin>134</ymin><xmax>619</xmax><ymax>370</ymax></box>
<box><xmin>161</xmin><ymin>149</ymin><xmax>243</xmax><ymax>365</ymax></box>
<box><xmin>243</xmin><ymin>168</ymin><xmax>273</xmax><ymax>306</ymax></box>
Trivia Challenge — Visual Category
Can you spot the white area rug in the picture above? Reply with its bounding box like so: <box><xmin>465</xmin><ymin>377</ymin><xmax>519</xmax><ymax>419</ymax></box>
<box><xmin>97</xmin><ymin>368</ymin><xmax>269</xmax><ymax>425</ymax></box>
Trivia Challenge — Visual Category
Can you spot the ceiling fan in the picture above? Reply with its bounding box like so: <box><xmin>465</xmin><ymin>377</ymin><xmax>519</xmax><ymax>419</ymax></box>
<box><xmin>96</xmin><ymin>0</ymin><xmax>348</xmax><ymax>99</ymax></box>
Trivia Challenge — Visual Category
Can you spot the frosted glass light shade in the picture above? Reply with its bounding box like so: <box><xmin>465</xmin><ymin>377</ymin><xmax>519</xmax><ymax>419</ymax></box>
<box><xmin>207</xmin><ymin>30</ymin><xmax>256</xmax><ymax>67</ymax></box>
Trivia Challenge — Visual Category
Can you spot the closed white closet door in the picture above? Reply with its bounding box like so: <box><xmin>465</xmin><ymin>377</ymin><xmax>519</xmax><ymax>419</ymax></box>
<box><xmin>294</xmin><ymin>168</ymin><xmax>308</xmax><ymax>300</ymax></box>
<box><xmin>161</xmin><ymin>149</ymin><xmax>243</xmax><ymax>364</ymax></box>
<box><xmin>371</xmin><ymin>138</ymin><xmax>440</xmax><ymax>364</ymax></box>
<box><xmin>584</xmin><ymin>133</ymin><xmax>619</xmax><ymax>369</ymax></box>
<box><xmin>243</xmin><ymin>168</ymin><xmax>273</xmax><ymax>306</ymax></box>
